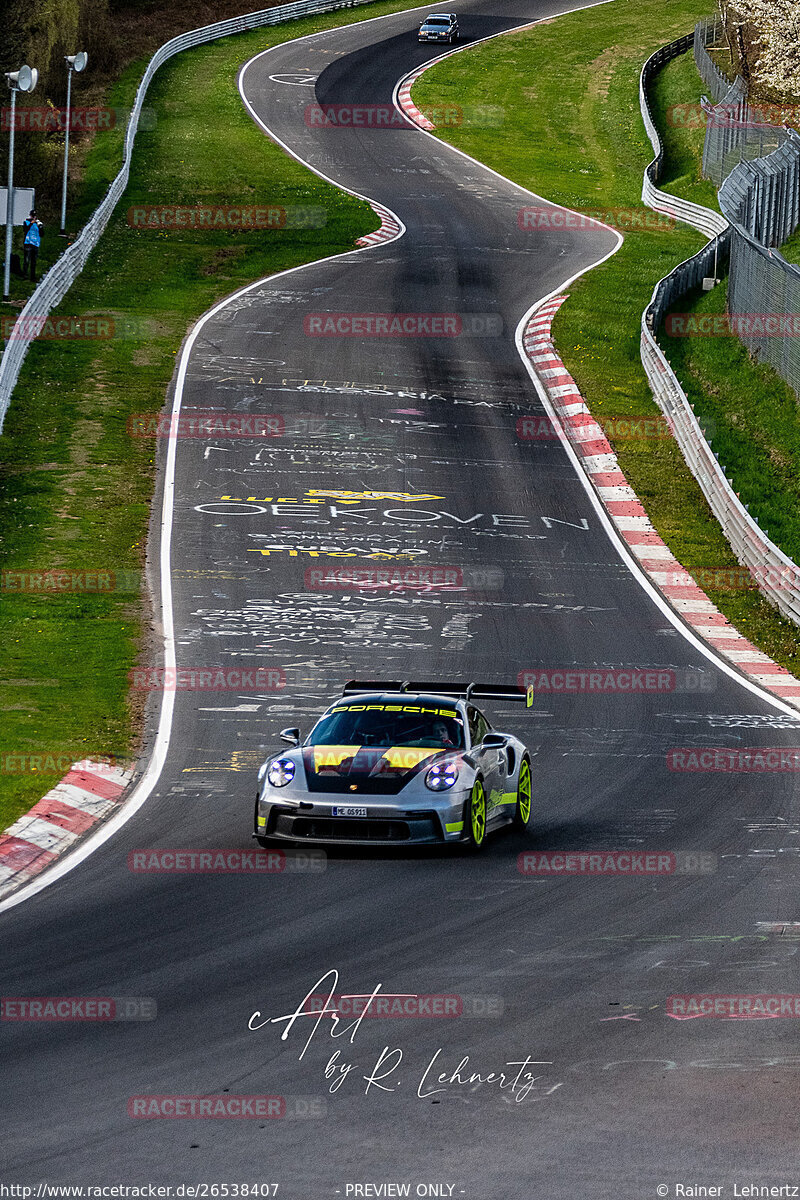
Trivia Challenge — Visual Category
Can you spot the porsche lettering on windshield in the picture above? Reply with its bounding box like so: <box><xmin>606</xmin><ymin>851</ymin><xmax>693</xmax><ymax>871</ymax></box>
<box><xmin>309</xmin><ymin>703</ymin><xmax>465</xmax><ymax>749</ymax></box>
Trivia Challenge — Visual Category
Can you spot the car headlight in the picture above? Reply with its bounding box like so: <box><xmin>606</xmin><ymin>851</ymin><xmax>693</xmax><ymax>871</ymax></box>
<box><xmin>425</xmin><ymin>761</ymin><xmax>459</xmax><ymax>791</ymax></box>
<box><xmin>267</xmin><ymin>758</ymin><xmax>296</xmax><ymax>787</ymax></box>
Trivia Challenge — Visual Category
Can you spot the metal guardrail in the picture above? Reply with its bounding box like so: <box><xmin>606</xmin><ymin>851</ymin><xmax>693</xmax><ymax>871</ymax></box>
<box><xmin>640</xmin><ymin>314</ymin><xmax>800</xmax><ymax>624</ymax></box>
<box><xmin>0</xmin><ymin>0</ymin><xmax>379</xmax><ymax>434</ymax></box>
<box><xmin>640</xmin><ymin>32</ymin><xmax>728</xmax><ymax>241</ymax></box>
<box><xmin>639</xmin><ymin>33</ymin><xmax>800</xmax><ymax>625</ymax></box>
<box><xmin>644</xmin><ymin>226</ymin><xmax>731</xmax><ymax>332</ymax></box>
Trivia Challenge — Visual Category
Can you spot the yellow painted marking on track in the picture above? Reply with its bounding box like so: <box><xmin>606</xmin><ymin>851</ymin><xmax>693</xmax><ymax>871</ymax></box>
<box><xmin>305</xmin><ymin>489</ymin><xmax>444</xmax><ymax>502</ymax></box>
<box><xmin>183</xmin><ymin>750</ymin><xmax>262</xmax><ymax>773</ymax></box>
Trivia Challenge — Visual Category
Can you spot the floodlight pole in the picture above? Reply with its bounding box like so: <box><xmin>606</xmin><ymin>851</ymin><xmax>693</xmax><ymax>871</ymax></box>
<box><xmin>3</xmin><ymin>84</ymin><xmax>17</xmax><ymax>300</ymax></box>
<box><xmin>60</xmin><ymin>54</ymin><xmax>87</xmax><ymax>235</ymax></box>
<box><xmin>60</xmin><ymin>62</ymin><xmax>74</xmax><ymax>234</ymax></box>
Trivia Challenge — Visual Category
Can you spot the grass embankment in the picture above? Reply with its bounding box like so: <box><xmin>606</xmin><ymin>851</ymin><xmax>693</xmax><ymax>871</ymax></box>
<box><xmin>657</xmin><ymin>53</ymin><xmax>800</xmax><ymax>569</ymax></box>
<box><xmin>0</xmin><ymin>0</ymin><xmax>420</xmax><ymax>828</ymax></box>
<box><xmin>412</xmin><ymin>0</ymin><xmax>800</xmax><ymax>676</ymax></box>
<box><xmin>661</xmin><ymin>282</ymin><xmax>800</xmax><ymax>565</ymax></box>
<box><xmin>775</xmin><ymin>228</ymin><xmax>800</xmax><ymax>267</ymax></box>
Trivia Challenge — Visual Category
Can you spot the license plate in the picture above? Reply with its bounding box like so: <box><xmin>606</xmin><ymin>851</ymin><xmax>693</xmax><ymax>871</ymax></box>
<box><xmin>332</xmin><ymin>806</ymin><xmax>368</xmax><ymax>818</ymax></box>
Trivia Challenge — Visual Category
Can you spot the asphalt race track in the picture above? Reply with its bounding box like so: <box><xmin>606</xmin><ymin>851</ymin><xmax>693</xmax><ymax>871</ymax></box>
<box><xmin>4</xmin><ymin>2</ymin><xmax>800</xmax><ymax>1195</ymax></box>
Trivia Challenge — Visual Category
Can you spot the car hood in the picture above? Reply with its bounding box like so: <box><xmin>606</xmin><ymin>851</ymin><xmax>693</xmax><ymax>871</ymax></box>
<box><xmin>301</xmin><ymin>745</ymin><xmax>453</xmax><ymax>794</ymax></box>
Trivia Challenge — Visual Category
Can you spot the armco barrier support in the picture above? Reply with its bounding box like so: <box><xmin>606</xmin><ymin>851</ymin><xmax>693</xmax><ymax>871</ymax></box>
<box><xmin>639</xmin><ymin>34</ymin><xmax>800</xmax><ymax>626</ymax></box>
<box><xmin>0</xmin><ymin>0</ymin><xmax>379</xmax><ymax>434</ymax></box>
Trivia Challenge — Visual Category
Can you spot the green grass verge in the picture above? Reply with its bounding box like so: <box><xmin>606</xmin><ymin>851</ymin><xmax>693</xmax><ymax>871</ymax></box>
<box><xmin>0</xmin><ymin>0</ymin><xmax>426</xmax><ymax>829</ymax></box>
<box><xmin>777</xmin><ymin>227</ymin><xmax>800</xmax><ymax>267</ymax></box>
<box><xmin>412</xmin><ymin>0</ymin><xmax>800</xmax><ymax>677</ymax></box>
<box><xmin>653</xmin><ymin>51</ymin><xmax>719</xmax><ymax>212</ymax></box>
<box><xmin>661</xmin><ymin>283</ymin><xmax>800</xmax><ymax>563</ymax></box>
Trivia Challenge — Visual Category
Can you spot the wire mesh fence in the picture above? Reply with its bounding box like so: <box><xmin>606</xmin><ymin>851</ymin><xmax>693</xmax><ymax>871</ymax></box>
<box><xmin>719</xmin><ymin>131</ymin><xmax>800</xmax><ymax>246</ymax></box>
<box><xmin>703</xmin><ymin>79</ymin><xmax>795</xmax><ymax>190</ymax></box>
<box><xmin>693</xmin><ymin>15</ymin><xmax>730</xmax><ymax>103</ymax></box>
<box><xmin>694</xmin><ymin>19</ymin><xmax>800</xmax><ymax>395</ymax></box>
<box><xmin>695</xmin><ymin>15</ymin><xmax>796</xmax><ymax>189</ymax></box>
<box><xmin>640</xmin><ymin>31</ymin><xmax>800</xmax><ymax>628</ymax></box>
<box><xmin>726</xmin><ymin>223</ymin><xmax>800</xmax><ymax>386</ymax></box>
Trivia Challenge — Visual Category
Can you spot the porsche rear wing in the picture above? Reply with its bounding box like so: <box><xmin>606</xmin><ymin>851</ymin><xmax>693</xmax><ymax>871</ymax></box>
<box><xmin>341</xmin><ymin>681</ymin><xmax>534</xmax><ymax>707</ymax></box>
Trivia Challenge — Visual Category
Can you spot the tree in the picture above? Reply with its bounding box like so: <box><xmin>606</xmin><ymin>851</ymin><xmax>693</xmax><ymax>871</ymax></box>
<box><xmin>720</xmin><ymin>0</ymin><xmax>800</xmax><ymax>101</ymax></box>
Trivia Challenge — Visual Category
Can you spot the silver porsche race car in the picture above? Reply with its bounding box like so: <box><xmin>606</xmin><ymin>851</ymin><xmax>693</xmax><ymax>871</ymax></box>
<box><xmin>253</xmin><ymin>681</ymin><xmax>533</xmax><ymax>850</ymax></box>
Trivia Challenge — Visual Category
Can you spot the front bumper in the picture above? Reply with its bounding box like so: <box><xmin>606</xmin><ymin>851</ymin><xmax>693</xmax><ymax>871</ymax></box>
<box><xmin>255</xmin><ymin>793</ymin><xmax>468</xmax><ymax>846</ymax></box>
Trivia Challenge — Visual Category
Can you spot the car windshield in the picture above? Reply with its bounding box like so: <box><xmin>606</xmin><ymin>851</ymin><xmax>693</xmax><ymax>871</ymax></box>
<box><xmin>426</xmin><ymin>18</ymin><xmax>450</xmax><ymax>24</ymax></box>
<box><xmin>309</xmin><ymin>702</ymin><xmax>465</xmax><ymax>749</ymax></box>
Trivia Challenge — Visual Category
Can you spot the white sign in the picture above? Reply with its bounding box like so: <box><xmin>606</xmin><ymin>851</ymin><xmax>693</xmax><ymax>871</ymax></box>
<box><xmin>0</xmin><ymin>187</ymin><xmax>36</xmax><ymax>225</ymax></box>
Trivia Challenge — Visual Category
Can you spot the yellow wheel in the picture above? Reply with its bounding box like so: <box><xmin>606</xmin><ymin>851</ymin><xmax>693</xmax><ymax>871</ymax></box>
<box><xmin>466</xmin><ymin>778</ymin><xmax>487</xmax><ymax>850</ymax></box>
<box><xmin>512</xmin><ymin>757</ymin><xmax>532</xmax><ymax>831</ymax></box>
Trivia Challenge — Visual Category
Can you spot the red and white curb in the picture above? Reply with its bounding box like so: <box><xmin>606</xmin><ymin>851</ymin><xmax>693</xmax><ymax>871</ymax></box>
<box><xmin>394</xmin><ymin>17</ymin><xmax>549</xmax><ymax>132</ymax></box>
<box><xmin>525</xmin><ymin>295</ymin><xmax>800</xmax><ymax>707</ymax></box>
<box><xmin>396</xmin><ymin>65</ymin><xmax>438</xmax><ymax>130</ymax></box>
<box><xmin>356</xmin><ymin>201</ymin><xmax>404</xmax><ymax>246</ymax></box>
<box><xmin>0</xmin><ymin>760</ymin><xmax>134</xmax><ymax>898</ymax></box>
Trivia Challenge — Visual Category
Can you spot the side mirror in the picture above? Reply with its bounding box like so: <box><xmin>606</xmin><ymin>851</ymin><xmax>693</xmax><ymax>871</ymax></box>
<box><xmin>481</xmin><ymin>733</ymin><xmax>506</xmax><ymax>748</ymax></box>
<box><xmin>280</xmin><ymin>727</ymin><xmax>301</xmax><ymax>746</ymax></box>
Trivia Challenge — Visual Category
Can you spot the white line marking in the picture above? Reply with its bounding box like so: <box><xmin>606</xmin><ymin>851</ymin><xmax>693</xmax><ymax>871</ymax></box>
<box><xmin>390</xmin><ymin>22</ymin><xmax>800</xmax><ymax>721</ymax></box>
<box><xmin>5</xmin><ymin>0</ymin><xmax>790</xmax><ymax>913</ymax></box>
<box><xmin>515</xmin><ymin>301</ymin><xmax>800</xmax><ymax>717</ymax></box>
<box><xmin>268</xmin><ymin>73</ymin><xmax>317</xmax><ymax>85</ymax></box>
<box><xmin>0</xmin><ymin>1</ymin><xmax>430</xmax><ymax>916</ymax></box>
